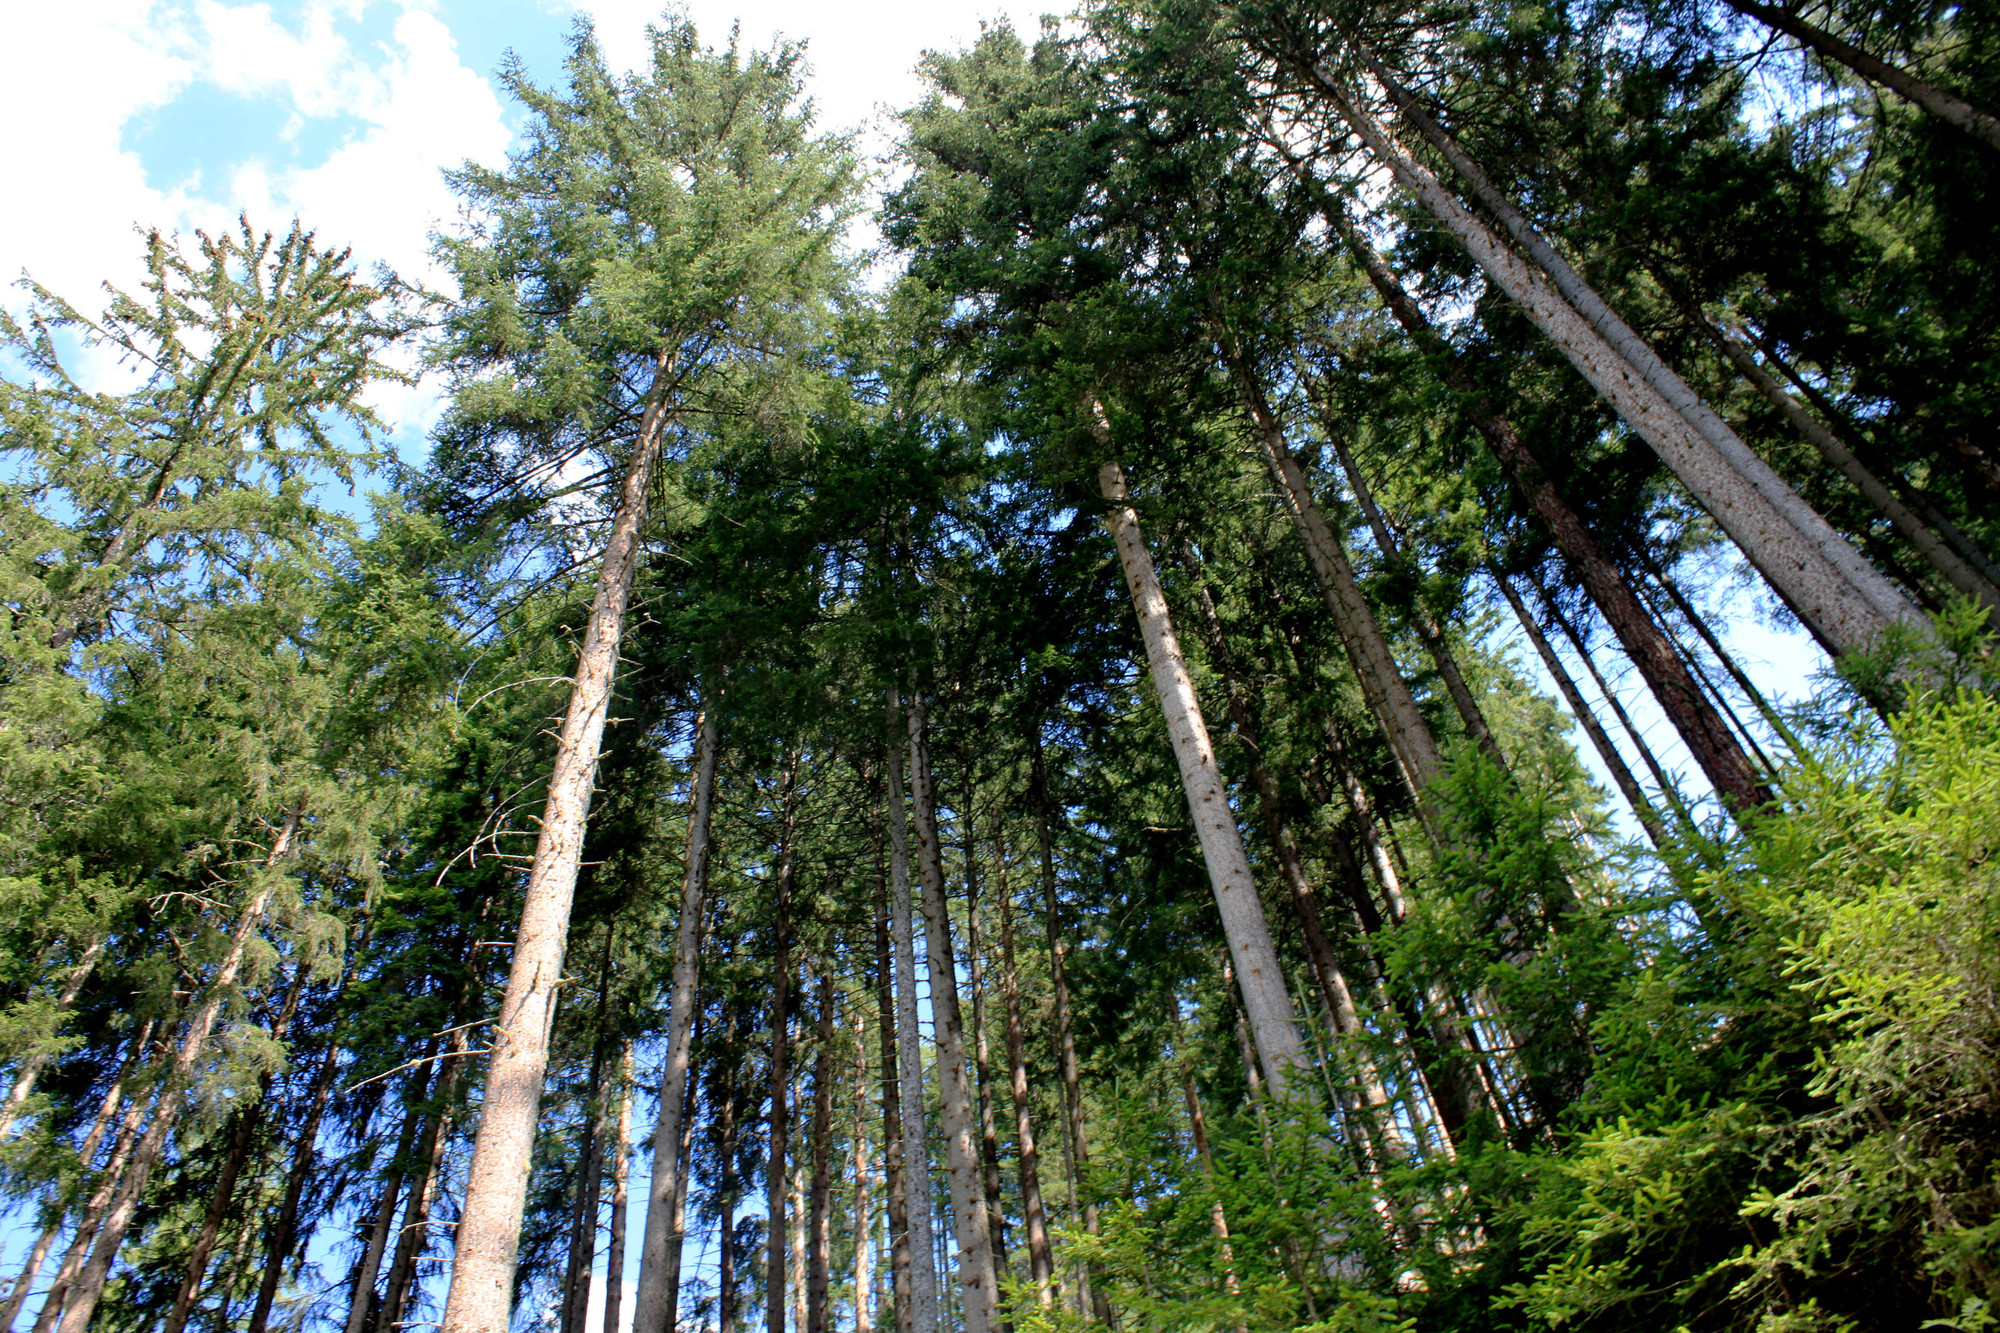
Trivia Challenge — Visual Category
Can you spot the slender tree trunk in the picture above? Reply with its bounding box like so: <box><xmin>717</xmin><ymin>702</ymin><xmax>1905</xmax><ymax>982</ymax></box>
<box><xmin>1334</xmin><ymin>225</ymin><xmax>1771</xmax><ymax>816</ymax></box>
<box><xmin>1</xmin><ymin>1020</ymin><xmax>149</xmax><ymax>1332</ymax></box>
<box><xmin>961</xmin><ymin>815</ymin><xmax>1009</xmax><ymax>1277</ymax></box>
<box><xmin>808</xmin><ymin>968</ymin><xmax>835</xmax><ymax>1333</ymax></box>
<box><xmin>1177</xmin><ymin>1067</ymin><xmax>1243</xmax><ymax>1320</ymax></box>
<box><xmin>852</xmin><ymin>1007</ymin><xmax>877</xmax><ymax>1333</ymax></box>
<box><xmin>341</xmin><ymin>1090</ymin><xmax>425</xmax><ymax>1333</ymax></box>
<box><xmin>1223</xmin><ymin>356</ymin><xmax>1448</xmax><ymax>832</ymax></box>
<box><xmin>33</xmin><ymin>1061</ymin><xmax>152</xmax><ymax>1333</ymax></box>
<box><xmin>715</xmin><ymin>1015</ymin><xmax>741</xmax><ymax>1333</ymax></box>
<box><xmin>790</xmin><ymin>1143</ymin><xmax>809</xmax><ymax>1333</ymax></box>
<box><xmin>1744</xmin><ymin>325</ymin><xmax>2000</xmax><ymax>571</ymax></box>
<box><xmin>767</xmin><ymin>758</ymin><xmax>800</xmax><ymax>1333</ymax></box>
<box><xmin>873</xmin><ymin>835</ymin><xmax>915</xmax><ymax>1333</ymax></box>
<box><xmin>57</xmin><ymin>810</ymin><xmax>300</xmax><ymax>1333</ymax></box>
<box><xmin>1089</xmin><ymin>430</ymin><xmax>1307</xmax><ymax>1094</ymax></box>
<box><xmin>634</xmin><ymin>704</ymin><xmax>720</xmax><ymax>1333</ymax></box>
<box><xmin>440</xmin><ymin>351</ymin><xmax>680</xmax><ymax>1333</ymax></box>
<box><xmin>1697</xmin><ymin>318</ymin><xmax>2000</xmax><ymax>612</ymax></box>
<box><xmin>378</xmin><ymin>1078</ymin><xmax>458</xmax><ymax>1333</ymax></box>
<box><xmin>1305</xmin><ymin>72</ymin><xmax>1911</xmax><ymax>654</ymax></box>
<box><xmin>994</xmin><ymin>846</ymin><xmax>1054</xmax><ymax>1306</ymax></box>
<box><xmin>249</xmin><ymin>963</ymin><xmax>357</xmax><ymax>1333</ymax></box>
<box><xmin>1310</xmin><ymin>401</ymin><xmax>1505</xmax><ymax>766</ymax></box>
<box><xmin>883</xmin><ymin>691</ymin><xmax>939</xmax><ymax>1333</ymax></box>
<box><xmin>560</xmin><ymin>1036</ymin><xmax>613</xmax><ymax>1333</ymax></box>
<box><xmin>603</xmin><ymin>1045</ymin><xmax>633</xmax><ymax>1333</ymax></box>
<box><xmin>1718</xmin><ymin>0</ymin><xmax>2000</xmax><ymax>149</ymax></box>
<box><xmin>1361</xmin><ymin>58</ymin><xmax>1921</xmax><ymax>640</ymax></box>
<box><xmin>906</xmin><ymin>695</ymin><xmax>1001</xmax><ymax>1333</ymax></box>
<box><xmin>1494</xmin><ymin>574</ymin><xmax>1667</xmax><ymax>847</ymax></box>
<box><xmin>1</xmin><ymin>937</ymin><xmax>106</xmax><ymax>1135</ymax></box>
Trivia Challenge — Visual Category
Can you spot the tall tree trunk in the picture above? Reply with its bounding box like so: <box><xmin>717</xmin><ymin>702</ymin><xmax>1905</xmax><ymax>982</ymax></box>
<box><xmin>165</xmin><ymin>960</ymin><xmax>312</xmax><ymax>1333</ymax></box>
<box><xmin>560</xmin><ymin>1038</ymin><xmax>613</xmax><ymax>1333</ymax></box>
<box><xmin>766</xmin><ymin>757</ymin><xmax>800</xmax><ymax>1333</ymax></box>
<box><xmin>1</xmin><ymin>937</ymin><xmax>107</xmax><ymax>1135</ymax></box>
<box><xmin>1223</xmin><ymin>356</ymin><xmax>1448</xmax><ymax>833</ymax></box>
<box><xmin>906</xmin><ymin>694</ymin><xmax>1001</xmax><ymax>1333</ymax></box>
<box><xmin>994</xmin><ymin>844</ymin><xmax>1054</xmax><ymax>1307</ymax></box>
<box><xmin>1088</xmin><ymin>427</ymin><xmax>1307</xmax><ymax>1094</ymax></box>
<box><xmin>1493</xmin><ymin>573</ymin><xmax>1667</xmax><ymax>847</ymax></box>
<box><xmin>1177</xmin><ymin>1063</ymin><xmax>1244</xmax><ymax>1319</ymax></box>
<box><xmin>715</xmin><ymin>1012</ymin><xmax>742</xmax><ymax>1333</ymax></box>
<box><xmin>57</xmin><ymin>809</ymin><xmax>300</xmax><ymax>1333</ymax></box>
<box><xmin>634</xmin><ymin>705</ymin><xmax>721</xmax><ymax>1333</ymax></box>
<box><xmin>1308</xmin><ymin>398</ymin><xmax>1504</xmax><ymax>766</ymax></box>
<box><xmin>1539</xmin><ymin>583</ymin><xmax>1688</xmax><ymax>814</ymax></box>
<box><xmin>32</xmin><ymin>1056</ymin><xmax>153</xmax><ymax>1333</ymax></box>
<box><xmin>873</xmin><ymin>836</ymin><xmax>915</xmax><ymax>1333</ymax></box>
<box><xmin>790</xmin><ymin>1139</ymin><xmax>809</xmax><ymax>1333</ymax></box>
<box><xmin>882</xmin><ymin>690</ymin><xmax>940</xmax><ymax>1333</ymax></box>
<box><xmin>807</xmin><ymin>968</ymin><xmax>835</xmax><ymax>1333</ymax></box>
<box><xmin>1</xmin><ymin>1020</ymin><xmax>150</xmax><ymax>1332</ymax></box>
<box><xmin>1360</xmin><ymin>57</ymin><xmax>1922</xmax><ymax>641</ymax></box>
<box><xmin>1334</xmin><ymin>224</ymin><xmax>1772</xmax><ymax>817</ymax></box>
<box><xmin>440</xmin><ymin>351</ymin><xmax>680</xmax><ymax>1333</ymax></box>
<box><xmin>602</xmin><ymin>1045</ymin><xmax>633</xmax><ymax>1333</ymax></box>
<box><xmin>339</xmin><ymin>1085</ymin><xmax>425</xmax><ymax>1333</ymax></box>
<box><xmin>851</xmin><ymin>1005</ymin><xmax>877</xmax><ymax>1333</ymax></box>
<box><xmin>961</xmin><ymin>813</ymin><xmax>1009</xmax><ymax>1277</ymax></box>
<box><xmin>1696</xmin><ymin>317</ymin><xmax>2000</xmax><ymax>613</ymax></box>
<box><xmin>249</xmin><ymin>955</ymin><xmax>359</xmax><ymax>1333</ymax></box>
<box><xmin>1718</xmin><ymin>0</ymin><xmax>2000</xmax><ymax>149</ymax></box>
<box><xmin>1303</xmin><ymin>73</ymin><xmax>1911</xmax><ymax>655</ymax></box>
<box><xmin>378</xmin><ymin>1078</ymin><xmax>458</xmax><ymax>1333</ymax></box>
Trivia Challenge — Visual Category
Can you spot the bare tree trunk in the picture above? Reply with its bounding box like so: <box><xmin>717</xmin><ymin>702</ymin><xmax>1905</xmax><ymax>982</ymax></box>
<box><xmin>440</xmin><ymin>352</ymin><xmax>680</xmax><ymax>1333</ymax></box>
<box><xmin>1333</xmin><ymin>224</ymin><xmax>1771</xmax><ymax>817</ymax></box>
<box><xmin>994</xmin><ymin>845</ymin><xmax>1054</xmax><ymax>1307</ymax></box>
<box><xmin>1304</xmin><ymin>72</ymin><xmax>1911</xmax><ymax>655</ymax></box>
<box><xmin>340</xmin><ymin>1093</ymin><xmax>423</xmax><ymax>1333</ymax></box>
<box><xmin>961</xmin><ymin>814</ymin><xmax>1009</xmax><ymax>1277</ymax></box>
<box><xmin>249</xmin><ymin>958</ymin><xmax>357</xmax><ymax>1333</ymax></box>
<box><xmin>715</xmin><ymin>1016</ymin><xmax>742</xmax><ymax>1333</ymax></box>
<box><xmin>1</xmin><ymin>1020</ymin><xmax>149</xmax><ymax>1332</ymax></box>
<box><xmin>790</xmin><ymin>1146</ymin><xmax>809</xmax><ymax>1333</ymax></box>
<box><xmin>633</xmin><ymin>698</ymin><xmax>718</xmax><ymax>1331</ymax></box>
<box><xmin>767</xmin><ymin>759</ymin><xmax>800</xmax><ymax>1333</ymax></box>
<box><xmin>33</xmin><ymin>1061</ymin><xmax>152</xmax><ymax>1333</ymax></box>
<box><xmin>873</xmin><ymin>840</ymin><xmax>915</xmax><ymax>1333</ymax></box>
<box><xmin>808</xmin><ymin>969</ymin><xmax>835</xmax><ymax>1333</ymax></box>
<box><xmin>559</xmin><ymin>1047</ymin><xmax>612</xmax><ymax>1333</ymax></box>
<box><xmin>851</xmin><ymin>1007</ymin><xmax>877</xmax><ymax>1333</ymax></box>
<box><xmin>1223</xmin><ymin>357</ymin><xmax>1447</xmax><ymax>832</ymax></box>
<box><xmin>1698</xmin><ymin>318</ymin><xmax>2000</xmax><ymax>613</ymax></box>
<box><xmin>57</xmin><ymin>810</ymin><xmax>300</xmax><ymax>1333</ymax></box>
<box><xmin>906</xmin><ymin>696</ymin><xmax>1001</xmax><ymax>1333</ymax></box>
<box><xmin>1089</xmin><ymin>429</ymin><xmax>1307</xmax><ymax>1094</ymax></box>
<box><xmin>883</xmin><ymin>692</ymin><xmax>940</xmax><ymax>1333</ymax></box>
<box><xmin>1494</xmin><ymin>575</ymin><xmax>1667</xmax><ymax>847</ymax></box>
<box><xmin>602</xmin><ymin>1045</ymin><xmax>633</xmax><ymax>1333</ymax></box>
<box><xmin>1</xmin><ymin>937</ymin><xmax>106</xmax><ymax>1135</ymax></box>
<box><xmin>1719</xmin><ymin>0</ymin><xmax>2000</xmax><ymax>149</ymax></box>
<box><xmin>378</xmin><ymin>1073</ymin><xmax>458</xmax><ymax>1333</ymax></box>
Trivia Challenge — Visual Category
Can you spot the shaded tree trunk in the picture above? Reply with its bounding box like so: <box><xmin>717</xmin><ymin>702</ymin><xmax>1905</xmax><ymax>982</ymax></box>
<box><xmin>961</xmin><ymin>810</ymin><xmax>1009</xmax><ymax>1278</ymax></box>
<box><xmin>883</xmin><ymin>690</ymin><xmax>939</xmax><ymax>1333</ymax></box>
<box><xmin>1334</xmin><ymin>223</ymin><xmax>1771</xmax><ymax>817</ymax></box>
<box><xmin>808</xmin><ymin>967</ymin><xmax>835</xmax><ymax>1333</ymax></box>
<box><xmin>906</xmin><ymin>694</ymin><xmax>1001</xmax><ymax>1333</ymax></box>
<box><xmin>851</xmin><ymin>1004</ymin><xmax>877</xmax><ymax>1333</ymax></box>
<box><xmin>766</xmin><ymin>756</ymin><xmax>800</xmax><ymax>1333</ymax></box>
<box><xmin>635</xmin><ymin>704</ymin><xmax>721</xmax><ymax>1333</ymax></box>
<box><xmin>1494</xmin><ymin>574</ymin><xmax>1667</xmax><ymax>847</ymax></box>
<box><xmin>1719</xmin><ymin>0</ymin><xmax>2000</xmax><ymax>149</ymax></box>
<box><xmin>1</xmin><ymin>937</ymin><xmax>107</xmax><ymax>1134</ymax></box>
<box><xmin>994</xmin><ymin>842</ymin><xmax>1054</xmax><ymax>1306</ymax></box>
<box><xmin>57</xmin><ymin>809</ymin><xmax>300</xmax><ymax>1333</ymax></box>
<box><xmin>603</xmin><ymin>1044</ymin><xmax>633</xmax><ymax>1333</ymax></box>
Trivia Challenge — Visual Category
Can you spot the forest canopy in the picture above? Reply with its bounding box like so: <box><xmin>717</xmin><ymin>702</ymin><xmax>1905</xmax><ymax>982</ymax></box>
<box><xmin>1</xmin><ymin>3</ymin><xmax>1996</xmax><ymax>1333</ymax></box>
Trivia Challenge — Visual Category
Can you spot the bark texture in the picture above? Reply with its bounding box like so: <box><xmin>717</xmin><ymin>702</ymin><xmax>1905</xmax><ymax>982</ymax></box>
<box><xmin>634</xmin><ymin>704</ymin><xmax>722</xmax><ymax>1333</ymax></box>
<box><xmin>1090</xmin><ymin>419</ymin><xmax>1306</xmax><ymax>1095</ymax></box>
<box><xmin>441</xmin><ymin>356</ymin><xmax>679</xmax><ymax>1333</ymax></box>
<box><xmin>883</xmin><ymin>691</ymin><xmax>940</xmax><ymax>1333</ymax></box>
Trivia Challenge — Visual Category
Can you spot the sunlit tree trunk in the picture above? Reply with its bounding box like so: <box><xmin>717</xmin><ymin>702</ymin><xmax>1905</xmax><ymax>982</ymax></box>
<box><xmin>808</xmin><ymin>967</ymin><xmax>835</xmax><ymax>1333</ymax></box>
<box><xmin>442</xmin><ymin>353</ymin><xmax>679</xmax><ymax>1333</ymax></box>
<box><xmin>635</xmin><ymin>704</ymin><xmax>721</xmax><ymax>1333</ymax></box>
<box><xmin>961</xmin><ymin>813</ymin><xmax>1009</xmax><ymax>1276</ymax></box>
<box><xmin>1306</xmin><ymin>72</ymin><xmax>1911</xmax><ymax>656</ymax></box>
<box><xmin>603</xmin><ymin>1044</ymin><xmax>633</xmax><ymax>1333</ymax></box>
<box><xmin>883</xmin><ymin>691</ymin><xmax>940</xmax><ymax>1332</ymax></box>
<box><xmin>1088</xmin><ymin>407</ymin><xmax>1307</xmax><ymax>1094</ymax></box>
<box><xmin>1</xmin><ymin>936</ymin><xmax>106</xmax><ymax>1135</ymax></box>
<box><xmin>851</xmin><ymin>1005</ymin><xmax>877</xmax><ymax>1333</ymax></box>
<box><xmin>767</xmin><ymin>757</ymin><xmax>800</xmax><ymax>1333</ymax></box>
